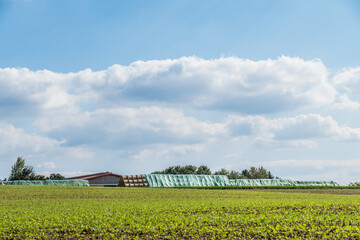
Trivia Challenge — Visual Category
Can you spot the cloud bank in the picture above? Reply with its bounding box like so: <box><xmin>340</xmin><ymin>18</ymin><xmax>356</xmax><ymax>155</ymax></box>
<box><xmin>1</xmin><ymin>56</ymin><xmax>359</xmax><ymax>184</ymax></box>
<box><xmin>0</xmin><ymin>56</ymin><xmax>338</xmax><ymax>115</ymax></box>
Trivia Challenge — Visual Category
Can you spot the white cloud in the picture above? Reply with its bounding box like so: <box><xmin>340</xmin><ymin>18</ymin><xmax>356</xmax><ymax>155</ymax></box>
<box><xmin>0</xmin><ymin>121</ymin><xmax>62</xmax><ymax>154</ymax></box>
<box><xmin>35</xmin><ymin>106</ymin><xmax>227</xmax><ymax>147</ymax></box>
<box><xmin>226</xmin><ymin>114</ymin><xmax>360</xmax><ymax>146</ymax></box>
<box><xmin>132</xmin><ymin>149</ymin><xmax>154</xmax><ymax>159</ymax></box>
<box><xmin>0</xmin><ymin>121</ymin><xmax>95</xmax><ymax>166</ymax></box>
<box><xmin>156</xmin><ymin>144</ymin><xmax>205</xmax><ymax>157</ymax></box>
<box><xmin>2</xmin><ymin>57</ymin><xmax>360</xmax><ymax>184</ymax></box>
<box><xmin>37</xmin><ymin>162</ymin><xmax>57</xmax><ymax>170</ymax></box>
<box><xmin>332</xmin><ymin>68</ymin><xmax>360</xmax><ymax>110</ymax></box>
<box><xmin>96</xmin><ymin>56</ymin><xmax>336</xmax><ymax>113</ymax></box>
<box><xmin>0</xmin><ymin>56</ymin><xmax>337</xmax><ymax>116</ymax></box>
<box><xmin>131</xmin><ymin>144</ymin><xmax>204</xmax><ymax>160</ymax></box>
<box><xmin>35</xmin><ymin>104</ymin><xmax>360</xmax><ymax>151</ymax></box>
<box><xmin>333</xmin><ymin>94</ymin><xmax>360</xmax><ymax>110</ymax></box>
<box><xmin>333</xmin><ymin>67</ymin><xmax>360</xmax><ymax>93</ymax></box>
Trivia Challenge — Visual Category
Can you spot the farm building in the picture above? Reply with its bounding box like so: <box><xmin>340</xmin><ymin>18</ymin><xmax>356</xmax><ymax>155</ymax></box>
<box><xmin>67</xmin><ymin>172</ymin><xmax>121</xmax><ymax>187</ymax></box>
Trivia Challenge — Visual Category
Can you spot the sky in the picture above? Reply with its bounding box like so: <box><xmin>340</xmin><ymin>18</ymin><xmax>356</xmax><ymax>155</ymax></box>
<box><xmin>1</xmin><ymin>0</ymin><xmax>360</xmax><ymax>185</ymax></box>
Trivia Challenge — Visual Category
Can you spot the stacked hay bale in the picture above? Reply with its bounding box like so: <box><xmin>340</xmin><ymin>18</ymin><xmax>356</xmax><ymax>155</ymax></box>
<box><xmin>118</xmin><ymin>175</ymin><xmax>148</xmax><ymax>187</ymax></box>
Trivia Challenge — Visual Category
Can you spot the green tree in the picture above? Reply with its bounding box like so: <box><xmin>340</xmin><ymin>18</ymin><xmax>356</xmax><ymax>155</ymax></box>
<box><xmin>196</xmin><ymin>165</ymin><xmax>211</xmax><ymax>175</ymax></box>
<box><xmin>49</xmin><ymin>173</ymin><xmax>66</xmax><ymax>180</ymax></box>
<box><xmin>228</xmin><ymin>170</ymin><xmax>242</xmax><ymax>179</ymax></box>
<box><xmin>241</xmin><ymin>169</ymin><xmax>251</xmax><ymax>179</ymax></box>
<box><xmin>182</xmin><ymin>165</ymin><xmax>197</xmax><ymax>174</ymax></box>
<box><xmin>215</xmin><ymin>166</ymin><xmax>275</xmax><ymax>179</ymax></box>
<box><xmin>30</xmin><ymin>174</ymin><xmax>47</xmax><ymax>180</ymax></box>
<box><xmin>153</xmin><ymin>165</ymin><xmax>209</xmax><ymax>175</ymax></box>
<box><xmin>9</xmin><ymin>157</ymin><xmax>35</xmax><ymax>181</ymax></box>
<box><xmin>214</xmin><ymin>168</ymin><xmax>229</xmax><ymax>176</ymax></box>
<box><xmin>163</xmin><ymin>166</ymin><xmax>176</xmax><ymax>174</ymax></box>
<box><xmin>152</xmin><ymin>165</ymin><xmax>276</xmax><ymax>179</ymax></box>
<box><xmin>246</xmin><ymin>166</ymin><xmax>274</xmax><ymax>179</ymax></box>
<box><xmin>9</xmin><ymin>157</ymin><xmax>50</xmax><ymax>181</ymax></box>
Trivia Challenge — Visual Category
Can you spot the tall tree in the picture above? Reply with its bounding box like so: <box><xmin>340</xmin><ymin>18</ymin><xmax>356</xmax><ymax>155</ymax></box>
<box><xmin>9</xmin><ymin>157</ymin><xmax>50</xmax><ymax>181</ymax></box>
<box><xmin>8</xmin><ymin>157</ymin><xmax>35</xmax><ymax>181</ymax></box>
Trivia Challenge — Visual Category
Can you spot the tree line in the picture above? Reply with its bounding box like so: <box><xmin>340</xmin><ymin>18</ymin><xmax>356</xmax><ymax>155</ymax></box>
<box><xmin>152</xmin><ymin>165</ymin><xmax>276</xmax><ymax>179</ymax></box>
<box><xmin>4</xmin><ymin>157</ymin><xmax>276</xmax><ymax>181</ymax></box>
<box><xmin>4</xmin><ymin>157</ymin><xmax>65</xmax><ymax>181</ymax></box>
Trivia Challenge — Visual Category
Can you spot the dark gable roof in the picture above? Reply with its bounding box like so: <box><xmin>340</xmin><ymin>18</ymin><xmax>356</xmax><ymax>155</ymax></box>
<box><xmin>67</xmin><ymin>172</ymin><xmax>122</xmax><ymax>180</ymax></box>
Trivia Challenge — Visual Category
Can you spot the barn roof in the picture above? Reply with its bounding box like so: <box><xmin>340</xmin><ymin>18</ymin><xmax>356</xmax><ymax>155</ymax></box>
<box><xmin>67</xmin><ymin>172</ymin><xmax>122</xmax><ymax>180</ymax></box>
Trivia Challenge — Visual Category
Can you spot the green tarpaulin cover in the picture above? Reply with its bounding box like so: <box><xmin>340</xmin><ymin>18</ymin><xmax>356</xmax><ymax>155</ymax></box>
<box><xmin>143</xmin><ymin>174</ymin><xmax>338</xmax><ymax>187</ymax></box>
<box><xmin>229</xmin><ymin>179</ymin><xmax>338</xmax><ymax>187</ymax></box>
<box><xmin>0</xmin><ymin>180</ymin><xmax>90</xmax><ymax>186</ymax></box>
<box><xmin>144</xmin><ymin>174</ymin><xmax>230</xmax><ymax>187</ymax></box>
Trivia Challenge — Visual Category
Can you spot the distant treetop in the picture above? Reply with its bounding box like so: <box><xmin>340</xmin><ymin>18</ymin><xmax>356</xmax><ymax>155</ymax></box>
<box><xmin>152</xmin><ymin>165</ymin><xmax>275</xmax><ymax>179</ymax></box>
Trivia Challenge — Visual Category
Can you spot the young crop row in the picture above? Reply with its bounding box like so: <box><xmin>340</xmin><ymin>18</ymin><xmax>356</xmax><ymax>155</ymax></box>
<box><xmin>1</xmin><ymin>186</ymin><xmax>360</xmax><ymax>239</ymax></box>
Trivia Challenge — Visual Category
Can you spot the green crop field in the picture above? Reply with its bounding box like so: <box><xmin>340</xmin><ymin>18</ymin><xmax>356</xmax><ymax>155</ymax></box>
<box><xmin>1</xmin><ymin>186</ymin><xmax>360</xmax><ymax>239</ymax></box>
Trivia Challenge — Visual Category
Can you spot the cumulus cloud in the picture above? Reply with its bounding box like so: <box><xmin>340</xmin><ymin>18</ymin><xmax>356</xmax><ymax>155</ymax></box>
<box><xmin>0</xmin><ymin>121</ymin><xmax>95</xmax><ymax>164</ymax></box>
<box><xmin>333</xmin><ymin>94</ymin><xmax>360</xmax><ymax>110</ymax></box>
<box><xmin>88</xmin><ymin>56</ymin><xmax>336</xmax><ymax>113</ymax></box>
<box><xmin>0</xmin><ymin>121</ymin><xmax>62</xmax><ymax>154</ymax></box>
<box><xmin>131</xmin><ymin>144</ymin><xmax>204</xmax><ymax>160</ymax></box>
<box><xmin>37</xmin><ymin>162</ymin><xmax>57</xmax><ymax>170</ymax></box>
<box><xmin>333</xmin><ymin>67</ymin><xmax>360</xmax><ymax>93</ymax></box>
<box><xmin>226</xmin><ymin>114</ymin><xmax>360</xmax><ymax>146</ymax></box>
<box><xmin>0</xmin><ymin>56</ymin><xmax>337</xmax><ymax>116</ymax></box>
<box><xmin>331</xmin><ymin>68</ymin><xmax>360</xmax><ymax>110</ymax></box>
<box><xmin>33</xmin><ymin>103</ymin><xmax>360</xmax><ymax>150</ymax></box>
<box><xmin>0</xmin><ymin>67</ymin><xmax>79</xmax><ymax>120</ymax></box>
<box><xmin>35</xmin><ymin>107</ymin><xmax>226</xmax><ymax>147</ymax></box>
<box><xmin>2</xmin><ymin>56</ymin><xmax>360</xmax><ymax>183</ymax></box>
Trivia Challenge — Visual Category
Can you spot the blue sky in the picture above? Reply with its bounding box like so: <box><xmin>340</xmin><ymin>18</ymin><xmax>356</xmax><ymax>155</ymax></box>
<box><xmin>1</xmin><ymin>0</ymin><xmax>360</xmax><ymax>185</ymax></box>
<box><xmin>2</xmin><ymin>0</ymin><xmax>360</xmax><ymax>72</ymax></box>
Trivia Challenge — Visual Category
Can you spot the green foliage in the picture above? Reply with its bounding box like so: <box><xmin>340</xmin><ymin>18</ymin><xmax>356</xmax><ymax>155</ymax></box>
<box><xmin>196</xmin><ymin>165</ymin><xmax>211</xmax><ymax>175</ymax></box>
<box><xmin>228</xmin><ymin>170</ymin><xmax>243</xmax><ymax>179</ymax></box>
<box><xmin>1</xmin><ymin>187</ymin><xmax>360</xmax><ymax>239</ymax></box>
<box><xmin>8</xmin><ymin>157</ymin><xmax>63</xmax><ymax>181</ymax></box>
<box><xmin>29</xmin><ymin>174</ymin><xmax>47</xmax><ymax>180</ymax></box>
<box><xmin>49</xmin><ymin>173</ymin><xmax>66</xmax><ymax>180</ymax></box>
<box><xmin>349</xmin><ymin>182</ymin><xmax>360</xmax><ymax>186</ymax></box>
<box><xmin>153</xmin><ymin>165</ymin><xmax>208</xmax><ymax>175</ymax></box>
<box><xmin>214</xmin><ymin>166</ymin><xmax>275</xmax><ymax>179</ymax></box>
<box><xmin>247</xmin><ymin>166</ymin><xmax>274</xmax><ymax>179</ymax></box>
<box><xmin>9</xmin><ymin>157</ymin><xmax>36</xmax><ymax>181</ymax></box>
<box><xmin>213</xmin><ymin>168</ymin><xmax>229</xmax><ymax>176</ymax></box>
<box><xmin>154</xmin><ymin>165</ymin><xmax>276</xmax><ymax>179</ymax></box>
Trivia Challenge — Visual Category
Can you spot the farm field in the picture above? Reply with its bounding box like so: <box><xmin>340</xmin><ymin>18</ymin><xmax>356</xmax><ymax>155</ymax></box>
<box><xmin>1</xmin><ymin>186</ymin><xmax>360</xmax><ymax>239</ymax></box>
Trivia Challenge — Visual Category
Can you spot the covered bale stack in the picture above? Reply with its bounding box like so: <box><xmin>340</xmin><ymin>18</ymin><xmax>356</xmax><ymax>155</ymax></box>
<box><xmin>144</xmin><ymin>174</ymin><xmax>230</xmax><ymax>187</ymax></box>
<box><xmin>229</xmin><ymin>179</ymin><xmax>338</xmax><ymax>187</ymax></box>
<box><xmin>118</xmin><ymin>175</ymin><xmax>148</xmax><ymax>187</ymax></box>
<box><xmin>0</xmin><ymin>180</ymin><xmax>90</xmax><ymax>186</ymax></box>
